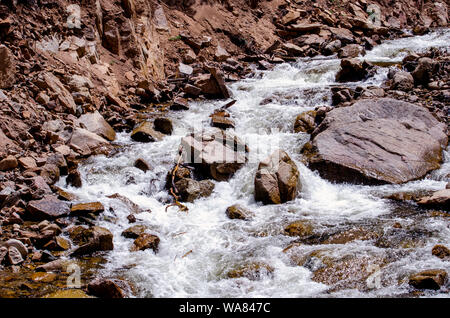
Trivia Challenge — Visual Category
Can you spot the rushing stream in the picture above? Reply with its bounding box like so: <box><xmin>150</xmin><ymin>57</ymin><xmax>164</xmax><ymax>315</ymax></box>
<box><xmin>57</xmin><ymin>29</ymin><xmax>450</xmax><ymax>298</ymax></box>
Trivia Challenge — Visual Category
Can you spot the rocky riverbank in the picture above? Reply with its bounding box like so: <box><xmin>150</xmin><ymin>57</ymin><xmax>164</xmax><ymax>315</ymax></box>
<box><xmin>0</xmin><ymin>0</ymin><xmax>449</xmax><ymax>298</ymax></box>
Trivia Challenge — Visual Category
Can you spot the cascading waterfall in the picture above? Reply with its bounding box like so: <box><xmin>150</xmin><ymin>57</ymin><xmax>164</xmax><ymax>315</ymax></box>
<box><xmin>56</xmin><ymin>29</ymin><xmax>450</xmax><ymax>298</ymax></box>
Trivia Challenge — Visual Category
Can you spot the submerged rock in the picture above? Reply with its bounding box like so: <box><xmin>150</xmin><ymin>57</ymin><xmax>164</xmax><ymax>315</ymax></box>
<box><xmin>227</xmin><ymin>263</ymin><xmax>274</xmax><ymax>281</ymax></box>
<box><xmin>432</xmin><ymin>245</ymin><xmax>450</xmax><ymax>260</ymax></box>
<box><xmin>121</xmin><ymin>225</ymin><xmax>148</xmax><ymax>239</ymax></box>
<box><xmin>304</xmin><ymin>98</ymin><xmax>448</xmax><ymax>184</ymax></box>
<box><xmin>409</xmin><ymin>269</ymin><xmax>448</xmax><ymax>290</ymax></box>
<box><xmin>254</xmin><ymin>150</ymin><xmax>299</xmax><ymax>205</ymax></box>
<box><xmin>284</xmin><ymin>221</ymin><xmax>313</xmax><ymax>238</ymax></box>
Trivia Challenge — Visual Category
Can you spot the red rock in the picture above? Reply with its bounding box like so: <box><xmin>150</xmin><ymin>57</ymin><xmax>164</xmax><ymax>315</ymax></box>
<box><xmin>26</xmin><ymin>197</ymin><xmax>70</xmax><ymax>220</ymax></box>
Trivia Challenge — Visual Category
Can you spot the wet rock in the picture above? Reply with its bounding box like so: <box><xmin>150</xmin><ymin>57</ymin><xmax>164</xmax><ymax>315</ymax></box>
<box><xmin>36</xmin><ymin>259</ymin><xmax>70</xmax><ymax>272</ymax></box>
<box><xmin>322</xmin><ymin>228</ymin><xmax>379</xmax><ymax>244</ymax></box>
<box><xmin>391</xmin><ymin>71</ymin><xmax>414</xmax><ymax>91</ymax></box>
<box><xmin>153</xmin><ymin>117</ymin><xmax>173</xmax><ymax>135</ymax></box>
<box><xmin>55</xmin><ymin>237</ymin><xmax>71</xmax><ymax>251</ymax></box>
<box><xmin>335</xmin><ymin>58</ymin><xmax>370</xmax><ymax>82</ymax></box>
<box><xmin>134</xmin><ymin>158</ymin><xmax>151</xmax><ymax>172</ymax></box>
<box><xmin>26</xmin><ymin>197</ymin><xmax>70</xmax><ymax>220</ymax></box>
<box><xmin>3</xmin><ymin>239</ymin><xmax>28</xmax><ymax>259</ymax></box>
<box><xmin>211</xmin><ymin>113</ymin><xmax>235</xmax><ymax>130</ymax></box>
<box><xmin>69</xmin><ymin>128</ymin><xmax>110</xmax><ymax>155</ymax></box>
<box><xmin>180</xmin><ymin>129</ymin><xmax>248</xmax><ymax>181</ymax></box>
<box><xmin>87</xmin><ymin>278</ymin><xmax>126</xmax><ymax>298</ymax></box>
<box><xmin>0</xmin><ymin>155</ymin><xmax>18</xmax><ymax>171</ymax></box>
<box><xmin>7</xmin><ymin>247</ymin><xmax>24</xmax><ymax>265</ymax></box>
<box><xmin>226</xmin><ymin>204</ymin><xmax>252</xmax><ymax>220</ymax></box>
<box><xmin>40</xmin><ymin>164</ymin><xmax>60</xmax><ymax>185</ymax></box>
<box><xmin>305</xmin><ymin>98</ymin><xmax>448</xmax><ymax>184</ymax></box>
<box><xmin>55</xmin><ymin>187</ymin><xmax>79</xmax><ymax>201</ymax></box>
<box><xmin>43</xmin><ymin>289</ymin><xmax>93</xmax><ymax>298</ymax></box>
<box><xmin>130</xmin><ymin>233</ymin><xmax>160</xmax><ymax>252</ymax></box>
<box><xmin>432</xmin><ymin>245</ymin><xmax>450</xmax><ymax>260</ymax></box>
<box><xmin>284</xmin><ymin>221</ymin><xmax>313</xmax><ymax>238</ymax></box>
<box><xmin>78</xmin><ymin>111</ymin><xmax>116</xmax><ymax>141</ymax></box>
<box><xmin>417</xmin><ymin>189</ymin><xmax>450</xmax><ymax>209</ymax></box>
<box><xmin>338</xmin><ymin>44</ymin><xmax>365</xmax><ymax>58</ymax></box>
<box><xmin>227</xmin><ymin>263</ymin><xmax>274</xmax><ymax>281</ymax></box>
<box><xmin>174</xmin><ymin>178</ymin><xmax>215</xmax><ymax>203</ymax></box>
<box><xmin>215</xmin><ymin>44</ymin><xmax>230</xmax><ymax>62</ymax></box>
<box><xmin>254</xmin><ymin>150</ymin><xmax>299</xmax><ymax>205</ymax></box>
<box><xmin>30</xmin><ymin>272</ymin><xmax>57</xmax><ymax>283</ymax></box>
<box><xmin>412</xmin><ymin>57</ymin><xmax>434</xmax><ymax>86</ymax></box>
<box><xmin>66</xmin><ymin>168</ymin><xmax>82</xmax><ymax>188</ymax></box>
<box><xmin>131</xmin><ymin>122</ymin><xmax>164</xmax><ymax>143</ymax></box>
<box><xmin>70</xmin><ymin>226</ymin><xmax>114</xmax><ymax>256</ymax></box>
<box><xmin>18</xmin><ymin>157</ymin><xmax>37</xmax><ymax>170</ymax></box>
<box><xmin>409</xmin><ymin>269</ymin><xmax>448</xmax><ymax>290</ymax></box>
<box><xmin>294</xmin><ymin>110</ymin><xmax>316</xmax><ymax>134</ymax></box>
<box><xmin>121</xmin><ymin>225</ymin><xmax>148</xmax><ymax>239</ymax></box>
<box><xmin>71</xmin><ymin>202</ymin><xmax>105</xmax><ymax>216</ymax></box>
<box><xmin>0</xmin><ymin>45</ymin><xmax>16</xmax><ymax>89</ymax></box>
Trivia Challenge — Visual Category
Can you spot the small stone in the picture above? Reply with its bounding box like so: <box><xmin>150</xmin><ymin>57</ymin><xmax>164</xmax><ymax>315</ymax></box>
<box><xmin>130</xmin><ymin>233</ymin><xmax>160</xmax><ymax>252</ymax></box>
<box><xmin>225</xmin><ymin>204</ymin><xmax>252</xmax><ymax>220</ymax></box>
<box><xmin>134</xmin><ymin>158</ymin><xmax>152</xmax><ymax>172</ymax></box>
<box><xmin>7</xmin><ymin>246</ymin><xmax>24</xmax><ymax>265</ymax></box>
<box><xmin>409</xmin><ymin>269</ymin><xmax>448</xmax><ymax>290</ymax></box>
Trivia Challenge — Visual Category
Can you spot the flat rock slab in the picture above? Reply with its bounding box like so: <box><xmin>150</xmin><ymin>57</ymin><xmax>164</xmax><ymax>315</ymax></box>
<box><xmin>305</xmin><ymin>98</ymin><xmax>448</xmax><ymax>184</ymax></box>
<box><xmin>26</xmin><ymin>197</ymin><xmax>70</xmax><ymax>220</ymax></box>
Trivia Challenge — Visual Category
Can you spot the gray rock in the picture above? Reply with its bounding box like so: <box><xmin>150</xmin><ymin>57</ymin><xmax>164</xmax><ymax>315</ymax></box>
<box><xmin>305</xmin><ymin>98</ymin><xmax>448</xmax><ymax>184</ymax></box>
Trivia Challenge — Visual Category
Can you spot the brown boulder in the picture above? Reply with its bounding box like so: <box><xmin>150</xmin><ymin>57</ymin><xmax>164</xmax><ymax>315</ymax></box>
<box><xmin>335</xmin><ymin>58</ymin><xmax>369</xmax><ymax>82</ymax></box>
<box><xmin>254</xmin><ymin>150</ymin><xmax>299</xmax><ymax>205</ymax></box>
<box><xmin>432</xmin><ymin>245</ymin><xmax>450</xmax><ymax>260</ymax></box>
<box><xmin>391</xmin><ymin>71</ymin><xmax>414</xmax><ymax>91</ymax></box>
<box><xmin>0</xmin><ymin>45</ymin><xmax>15</xmax><ymax>89</ymax></box>
<box><xmin>305</xmin><ymin>98</ymin><xmax>448</xmax><ymax>184</ymax></box>
<box><xmin>180</xmin><ymin>129</ymin><xmax>248</xmax><ymax>181</ymax></box>
<box><xmin>338</xmin><ymin>44</ymin><xmax>365</xmax><ymax>58</ymax></box>
<box><xmin>153</xmin><ymin>117</ymin><xmax>173</xmax><ymax>135</ymax></box>
<box><xmin>417</xmin><ymin>189</ymin><xmax>450</xmax><ymax>209</ymax></box>
<box><xmin>131</xmin><ymin>122</ymin><xmax>164</xmax><ymax>143</ymax></box>
<box><xmin>284</xmin><ymin>221</ymin><xmax>313</xmax><ymax>237</ymax></box>
<box><xmin>121</xmin><ymin>225</ymin><xmax>148</xmax><ymax>239</ymax></box>
<box><xmin>78</xmin><ymin>111</ymin><xmax>116</xmax><ymax>141</ymax></box>
<box><xmin>130</xmin><ymin>233</ymin><xmax>160</xmax><ymax>252</ymax></box>
<box><xmin>87</xmin><ymin>278</ymin><xmax>126</xmax><ymax>298</ymax></box>
<box><xmin>294</xmin><ymin>110</ymin><xmax>316</xmax><ymax>134</ymax></box>
<box><xmin>70</xmin><ymin>226</ymin><xmax>114</xmax><ymax>256</ymax></box>
<box><xmin>0</xmin><ymin>155</ymin><xmax>18</xmax><ymax>171</ymax></box>
<box><xmin>174</xmin><ymin>178</ymin><xmax>215</xmax><ymax>203</ymax></box>
<box><xmin>226</xmin><ymin>204</ymin><xmax>253</xmax><ymax>220</ymax></box>
<box><xmin>134</xmin><ymin>158</ymin><xmax>152</xmax><ymax>172</ymax></box>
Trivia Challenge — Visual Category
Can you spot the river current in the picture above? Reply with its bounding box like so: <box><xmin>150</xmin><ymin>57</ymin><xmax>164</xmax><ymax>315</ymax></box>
<box><xmin>57</xmin><ymin>29</ymin><xmax>450</xmax><ymax>298</ymax></box>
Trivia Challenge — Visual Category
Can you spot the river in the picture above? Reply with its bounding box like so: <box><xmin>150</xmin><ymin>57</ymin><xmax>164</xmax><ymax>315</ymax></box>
<box><xmin>56</xmin><ymin>29</ymin><xmax>450</xmax><ymax>298</ymax></box>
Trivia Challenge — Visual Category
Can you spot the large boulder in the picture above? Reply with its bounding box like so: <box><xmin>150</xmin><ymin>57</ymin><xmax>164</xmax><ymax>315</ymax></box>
<box><xmin>131</xmin><ymin>121</ymin><xmax>164</xmax><ymax>142</ymax></box>
<box><xmin>254</xmin><ymin>150</ymin><xmax>299</xmax><ymax>205</ymax></box>
<box><xmin>304</xmin><ymin>98</ymin><xmax>448</xmax><ymax>184</ymax></box>
<box><xmin>335</xmin><ymin>58</ymin><xmax>370</xmax><ymax>82</ymax></box>
<box><xmin>26</xmin><ymin>196</ymin><xmax>70</xmax><ymax>220</ymax></box>
<box><xmin>78</xmin><ymin>111</ymin><xmax>116</xmax><ymax>141</ymax></box>
<box><xmin>180</xmin><ymin>128</ymin><xmax>248</xmax><ymax>181</ymax></box>
<box><xmin>70</xmin><ymin>226</ymin><xmax>114</xmax><ymax>256</ymax></box>
<box><xmin>69</xmin><ymin>127</ymin><xmax>110</xmax><ymax>155</ymax></box>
